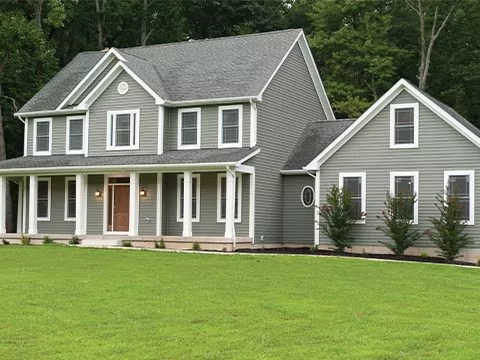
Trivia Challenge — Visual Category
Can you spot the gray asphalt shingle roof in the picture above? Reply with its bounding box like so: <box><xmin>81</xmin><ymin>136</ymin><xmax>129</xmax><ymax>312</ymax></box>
<box><xmin>283</xmin><ymin>119</ymin><xmax>355</xmax><ymax>170</ymax></box>
<box><xmin>20</xmin><ymin>29</ymin><xmax>303</xmax><ymax>113</ymax></box>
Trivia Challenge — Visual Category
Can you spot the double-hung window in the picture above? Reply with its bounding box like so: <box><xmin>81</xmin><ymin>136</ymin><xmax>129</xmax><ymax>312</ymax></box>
<box><xmin>217</xmin><ymin>174</ymin><xmax>242</xmax><ymax>222</ymax></box>
<box><xmin>178</xmin><ymin>108</ymin><xmax>201</xmax><ymax>149</ymax></box>
<box><xmin>444</xmin><ymin>170</ymin><xmax>474</xmax><ymax>225</ymax></box>
<box><xmin>390</xmin><ymin>103</ymin><xmax>419</xmax><ymax>148</ymax></box>
<box><xmin>66</xmin><ymin>116</ymin><xmax>85</xmax><ymax>154</ymax></box>
<box><xmin>177</xmin><ymin>174</ymin><xmax>200</xmax><ymax>222</ymax></box>
<box><xmin>339</xmin><ymin>172</ymin><xmax>366</xmax><ymax>223</ymax></box>
<box><xmin>65</xmin><ymin>177</ymin><xmax>76</xmax><ymax>221</ymax></box>
<box><xmin>218</xmin><ymin>105</ymin><xmax>242</xmax><ymax>148</ymax></box>
<box><xmin>33</xmin><ymin>118</ymin><xmax>52</xmax><ymax>155</ymax></box>
<box><xmin>37</xmin><ymin>178</ymin><xmax>51</xmax><ymax>221</ymax></box>
<box><xmin>390</xmin><ymin>171</ymin><xmax>419</xmax><ymax>224</ymax></box>
<box><xmin>106</xmin><ymin>109</ymin><xmax>140</xmax><ymax>150</ymax></box>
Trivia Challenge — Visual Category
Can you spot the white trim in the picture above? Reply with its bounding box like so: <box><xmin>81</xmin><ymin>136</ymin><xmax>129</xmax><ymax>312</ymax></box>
<box><xmin>339</xmin><ymin>172</ymin><xmax>367</xmax><ymax>224</ymax></box>
<box><xmin>22</xmin><ymin>176</ymin><xmax>27</xmax><ymax>233</ymax></box>
<box><xmin>37</xmin><ymin>177</ymin><xmax>51</xmax><ymax>221</ymax></box>
<box><xmin>218</xmin><ymin>104</ymin><xmax>243</xmax><ymax>148</ymax></box>
<box><xmin>103</xmin><ymin>174</ymin><xmax>131</xmax><ymax>234</ymax></box>
<box><xmin>164</xmin><ymin>96</ymin><xmax>258</xmax><ymax>107</ymax></box>
<box><xmin>33</xmin><ymin>118</ymin><xmax>52</xmax><ymax>156</ymax></box>
<box><xmin>74</xmin><ymin>174</ymin><xmax>86</xmax><ymax>235</ymax></box>
<box><xmin>16</xmin><ymin>179</ymin><xmax>23</xmax><ymax>233</ymax></box>
<box><xmin>235</xmin><ymin>165</ymin><xmax>255</xmax><ymax>174</ymax></box>
<box><xmin>444</xmin><ymin>170</ymin><xmax>475</xmax><ymax>225</ymax></box>
<box><xmin>249</xmin><ymin>100</ymin><xmax>257</xmax><ymax>147</ymax></box>
<box><xmin>102</xmin><ymin>174</ymin><xmax>108</xmax><ymax>234</ymax></box>
<box><xmin>157</xmin><ymin>106</ymin><xmax>164</xmax><ymax>155</ymax></box>
<box><xmin>300</xmin><ymin>185</ymin><xmax>314</xmax><ymax>208</ymax></box>
<box><xmin>85</xmin><ymin>111</ymin><xmax>90</xmax><ymax>156</ymax></box>
<box><xmin>129</xmin><ymin>172</ymin><xmax>139</xmax><ymax>236</ymax></box>
<box><xmin>156</xmin><ymin>172</ymin><xmax>163</xmax><ymax>236</ymax></box>
<box><xmin>106</xmin><ymin>109</ymin><xmax>140</xmax><ymax>150</ymax></box>
<box><xmin>389</xmin><ymin>171</ymin><xmax>419</xmax><ymax>225</ymax></box>
<box><xmin>280</xmin><ymin>169</ymin><xmax>308</xmax><ymax>175</ymax></box>
<box><xmin>16</xmin><ymin>109</ymin><xmax>86</xmax><ymax>118</ymax></box>
<box><xmin>23</xmin><ymin>119</ymin><xmax>28</xmax><ymax>156</ymax></box>
<box><xmin>28</xmin><ymin>176</ymin><xmax>38</xmax><ymax>235</ymax></box>
<box><xmin>390</xmin><ymin>103</ymin><xmax>419</xmax><ymax>149</ymax></box>
<box><xmin>235</xmin><ymin>148</ymin><xmax>260</xmax><ymax>166</ymax></box>
<box><xmin>314</xmin><ymin>170</ymin><xmax>320</xmax><ymax>245</ymax></box>
<box><xmin>176</xmin><ymin>173</ymin><xmax>200</xmax><ymax>222</ymax></box>
<box><xmin>217</xmin><ymin>173</ymin><xmax>242</xmax><ymax>223</ymax></box>
<box><xmin>249</xmin><ymin>172</ymin><xmax>255</xmax><ymax>241</ymax></box>
<box><xmin>305</xmin><ymin>78</ymin><xmax>480</xmax><ymax>170</ymax></box>
<box><xmin>0</xmin><ymin>177</ymin><xmax>6</xmax><ymax>234</ymax></box>
<box><xmin>64</xmin><ymin>176</ymin><xmax>76</xmax><ymax>221</ymax></box>
<box><xmin>177</xmin><ymin>107</ymin><xmax>201</xmax><ymax>150</ymax></box>
<box><xmin>66</xmin><ymin>115</ymin><xmax>86</xmax><ymax>154</ymax></box>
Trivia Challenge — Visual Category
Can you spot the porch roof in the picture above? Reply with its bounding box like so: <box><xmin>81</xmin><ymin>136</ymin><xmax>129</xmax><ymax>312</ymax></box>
<box><xmin>0</xmin><ymin>147</ymin><xmax>258</xmax><ymax>175</ymax></box>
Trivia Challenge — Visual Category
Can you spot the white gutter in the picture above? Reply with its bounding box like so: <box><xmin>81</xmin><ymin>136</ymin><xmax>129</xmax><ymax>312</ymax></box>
<box><xmin>280</xmin><ymin>169</ymin><xmax>308</xmax><ymax>175</ymax></box>
<box><xmin>164</xmin><ymin>95</ymin><xmax>259</xmax><ymax>107</ymax></box>
<box><xmin>15</xmin><ymin>109</ymin><xmax>86</xmax><ymax>118</ymax></box>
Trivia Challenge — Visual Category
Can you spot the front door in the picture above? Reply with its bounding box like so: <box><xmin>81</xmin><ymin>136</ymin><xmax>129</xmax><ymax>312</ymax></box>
<box><xmin>107</xmin><ymin>178</ymin><xmax>130</xmax><ymax>232</ymax></box>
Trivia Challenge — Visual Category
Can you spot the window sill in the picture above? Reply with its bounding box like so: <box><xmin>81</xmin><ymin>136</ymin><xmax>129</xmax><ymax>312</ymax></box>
<box><xmin>389</xmin><ymin>144</ymin><xmax>418</xmax><ymax>149</ymax></box>
<box><xmin>37</xmin><ymin>217</ymin><xmax>50</xmax><ymax>221</ymax></box>
<box><xmin>218</xmin><ymin>143</ymin><xmax>242</xmax><ymax>149</ymax></box>
<box><xmin>66</xmin><ymin>150</ymin><xmax>85</xmax><ymax>155</ymax></box>
<box><xmin>33</xmin><ymin>151</ymin><xmax>52</xmax><ymax>156</ymax></box>
<box><xmin>106</xmin><ymin>145</ymin><xmax>139</xmax><ymax>151</ymax></box>
<box><xmin>217</xmin><ymin>219</ymin><xmax>242</xmax><ymax>223</ymax></box>
<box><xmin>178</xmin><ymin>144</ymin><xmax>200</xmax><ymax>150</ymax></box>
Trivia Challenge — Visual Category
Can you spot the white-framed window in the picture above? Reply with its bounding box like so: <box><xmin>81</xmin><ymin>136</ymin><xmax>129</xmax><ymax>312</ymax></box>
<box><xmin>217</xmin><ymin>174</ymin><xmax>242</xmax><ymax>222</ymax></box>
<box><xmin>339</xmin><ymin>172</ymin><xmax>367</xmax><ymax>223</ymax></box>
<box><xmin>300</xmin><ymin>186</ymin><xmax>314</xmax><ymax>208</ymax></box>
<box><xmin>389</xmin><ymin>171</ymin><xmax>419</xmax><ymax>224</ymax></box>
<box><xmin>37</xmin><ymin>178</ymin><xmax>51</xmax><ymax>221</ymax></box>
<box><xmin>106</xmin><ymin>109</ymin><xmax>140</xmax><ymax>150</ymax></box>
<box><xmin>218</xmin><ymin>104</ymin><xmax>242</xmax><ymax>148</ymax></box>
<box><xmin>178</xmin><ymin>108</ymin><xmax>201</xmax><ymax>149</ymax></box>
<box><xmin>177</xmin><ymin>174</ymin><xmax>200</xmax><ymax>222</ymax></box>
<box><xmin>390</xmin><ymin>103</ymin><xmax>419</xmax><ymax>149</ymax></box>
<box><xmin>64</xmin><ymin>177</ymin><xmax>76</xmax><ymax>221</ymax></box>
<box><xmin>66</xmin><ymin>116</ymin><xmax>85</xmax><ymax>154</ymax></box>
<box><xmin>33</xmin><ymin>118</ymin><xmax>52</xmax><ymax>155</ymax></box>
<box><xmin>444</xmin><ymin>170</ymin><xmax>475</xmax><ymax>225</ymax></box>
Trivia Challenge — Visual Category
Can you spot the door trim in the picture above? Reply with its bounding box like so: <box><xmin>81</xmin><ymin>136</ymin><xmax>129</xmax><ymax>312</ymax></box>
<box><xmin>103</xmin><ymin>174</ymin><xmax>131</xmax><ymax>235</ymax></box>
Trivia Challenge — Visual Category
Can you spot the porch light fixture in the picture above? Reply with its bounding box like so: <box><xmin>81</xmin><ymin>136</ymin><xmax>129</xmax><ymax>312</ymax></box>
<box><xmin>94</xmin><ymin>188</ymin><xmax>102</xmax><ymax>197</ymax></box>
<box><xmin>140</xmin><ymin>187</ymin><xmax>147</xmax><ymax>197</ymax></box>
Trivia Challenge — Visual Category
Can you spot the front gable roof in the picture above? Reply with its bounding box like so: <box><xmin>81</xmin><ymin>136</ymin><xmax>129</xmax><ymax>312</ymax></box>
<box><xmin>305</xmin><ymin>79</ymin><xmax>480</xmax><ymax>170</ymax></box>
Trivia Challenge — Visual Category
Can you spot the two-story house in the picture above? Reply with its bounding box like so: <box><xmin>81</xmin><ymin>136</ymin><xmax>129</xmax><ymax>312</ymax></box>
<box><xmin>0</xmin><ymin>29</ymin><xmax>334</xmax><ymax>249</ymax></box>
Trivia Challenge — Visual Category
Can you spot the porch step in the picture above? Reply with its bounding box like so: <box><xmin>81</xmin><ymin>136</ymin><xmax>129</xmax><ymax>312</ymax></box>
<box><xmin>80</xmin><ymin>238</ymin><xmax>121</xmax><ymax>247</ymax></box>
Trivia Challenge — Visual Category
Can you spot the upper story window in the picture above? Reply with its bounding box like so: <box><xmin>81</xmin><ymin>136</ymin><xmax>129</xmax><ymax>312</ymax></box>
<box><xmin>218</xmin><ymin>105</ymin><xmax>242</xmax><ymax>148</ymax></box>
<box><xmin>37</xmin><ymin>178</ymin><xmax>51</xmax><ymax>221</ymax></box>
<box><xmin>339</xmin><ymin>172</ymin><xmax>366</xmax><ymax>223</ymax></box>
<box><xmin>66</xmin><ymin>116</ymin><xmax>85</xmax><ymax>154</ymax></box>
<box><xmin>390</xmin><ymin>171</ymin><xmax>419</xmax><ymax>224</ymax></box>
<box><xmin>390</xmin><ymin>103</ymin><xmax>419</xmax><ymax>149</ymax></box>
<box><xmin>33</xmin><ymin>118</ymin><xmax>52</xmax><ymax>155</ymax></box>
<box><xmin>106</xmin><ymin>109</ymin><xmax>140</xmax><ymax>150</ymax></box>
<box><xmin>178</xmin><ymin>108</ymin><xmax>201</xmax><ymax>149</ymax></box>
<box><xmin>444</xmin><ymin>170</ymin><xmax>475</xmax><ymax>225</ymax></box>
<box><xmin>217</xmin><ymin>174</ymin><xmax>242</xmax><ymax>222</ymax></box>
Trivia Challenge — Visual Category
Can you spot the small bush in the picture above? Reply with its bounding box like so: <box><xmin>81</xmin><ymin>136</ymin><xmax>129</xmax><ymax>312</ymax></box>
<box><xmin>420</xmin><ymin>252</ymin><xmax>428</xmax><ymax>258</ymax></box>
<box><xmin>477</xmin><ymin>258</ymin><xmax>480</xmax><ymax>267</ymax></box>
<box><xmin>20</xmin><ymin>234</ymin><xmax>31</xmax><ymax>245</ymax></box>
<box><xmin>122</xmin><ymin>240</ymin><xmax>132</xmax><ymax>247</ymax></box>
<box><xmin>319</xmin><ymin>185</ymin><xmax>357</xmax><ymax>252</ymax></box>
<box><xmin>2</xmin><ymin>239</ymin><xmax>9</xmax><ymax>245</ymax></box>
<box><xmin>155</xmin><ymin>239</ymin><xmax>166</xmax><ymax>249</ymax></box>
<box><xmin>42</xmin><ymin>236</ymin><xmax>54</xmax><ymax>245</ymax></box>
<box><xmin>68</xmin><ymin>235</ymin><xmax>81</xmax><ymax>245</ymax></box>
<box><xmin>376</xmin><ymin>192</ymin><xmax>422</xmax><ymax>256</ymax></box>
<box><xmin>427</xmin><ymin>191</ymin><xmax>473</xmax><ymax>261</ymax></box>
<box><xmin>192</xmin><ymin>241</ymin><xmax>201</xmax><ymax>251</ymax></box>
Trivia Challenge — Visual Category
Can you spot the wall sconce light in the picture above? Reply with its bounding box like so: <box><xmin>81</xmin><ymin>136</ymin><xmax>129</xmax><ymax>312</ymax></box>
<box><xmin>94</xmin><ymin>188</ymin><xmax>102</xmax><ymax>197</ymax></box>
<box><xmin>140</xmin><ymin>188</ymin><xmax>147</xmax><ymax>197</ymax></box>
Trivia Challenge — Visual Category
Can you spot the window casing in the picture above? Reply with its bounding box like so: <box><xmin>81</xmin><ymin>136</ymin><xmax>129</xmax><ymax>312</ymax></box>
<box><xmin>444</xmin><ymin>170</ymin><xmax>475</xmax><ymax>225</ymax></box>
<box><xmin>65</xmin><ymin>177</ymin><xmax>76</xmax><ymax>221</ymax></box>
<box><xmin>66</xmin><ymin>116</ymin><xmax>85</xmax><ymax>154</ymax></box>
<box><xmin>106</xmin><ymin>109</ymin><xmax>140</xmax><ymax>150</ymax></box>
<box><xmin>218</xmin><ymin>105</ymin><xmax>242</xmax><ymax>148</ymax></box>
<box><xmin>389</xmin><ymin>171</ymin><xmax>419</xmax><ymax>224</ymax></box>
<box><xmin>217</xmin><ymin>174</ymin><xmax>242</xmax><ymax>222</ymax></box>
<box><xmin>301</xmin><ymin>186</ymin><xmax>314</xmax><ymax>208</ymax></box>
<box><xmin>177</xmin><ymin>174</ymin><xmax>200</xmax><ymax>222</ymax></box>
<box><xmin>390</xmin><ymin>103</ymin><xmax>419</xmax><ymax>149</ymax></box>
<box><xmin>178</xmin><ymin>108</ymin><xmax>201</xmax><ymax>149</ymax></box>
<box><xmin>37</xmin><ymin>178</ymin><xmax>51</xmax><ymax>221</ymax></box>
<box><xmin>33</xmin><ymin>118</ymin><xmax>52</xmax><ymax>155</ymax></box>
<box><xmin>339</xmin><ymin>172</ymin><xmax>366</xmax><ymax>223</ymax></box>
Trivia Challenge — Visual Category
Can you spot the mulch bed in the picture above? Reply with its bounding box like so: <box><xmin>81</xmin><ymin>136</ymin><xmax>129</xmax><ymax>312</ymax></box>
<box><xmin>235</xmin><ymin>247</ymin><xmax>477</xmax><ymax>266</ymax></box>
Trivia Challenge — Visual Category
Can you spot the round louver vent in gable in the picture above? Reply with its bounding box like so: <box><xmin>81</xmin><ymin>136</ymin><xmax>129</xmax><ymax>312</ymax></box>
<box><xmin>117</xmin><ymin>81</ymin><xmax>129</xmax><ymax>95</ymax></box>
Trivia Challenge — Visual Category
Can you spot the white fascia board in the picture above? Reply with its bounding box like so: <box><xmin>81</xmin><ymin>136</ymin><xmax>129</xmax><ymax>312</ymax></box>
<box><xmin>164</xmin><ymin>96</ymin><xmax>258</xmax><ymax>107</ymax></box>
<box><xmin>280</xmin><ymin>169</ymin><xmax>309</xmax><ymax>175</ymax></box>
<box><xmin>235</xmin><ymin>148</ymin><xmax>260</xmax><ymax>165</ymax></box>
<box><xmin>15</xmin><ymin>109</ymin><xmax>87</xmax><ymax>118</ymax></box>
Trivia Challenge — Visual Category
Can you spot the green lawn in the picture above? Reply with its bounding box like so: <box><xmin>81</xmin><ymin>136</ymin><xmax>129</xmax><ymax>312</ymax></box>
<box><xmin>0</xmin><ymin>246</ymin><xmax>479</xmax><ymax>359</ymax></box>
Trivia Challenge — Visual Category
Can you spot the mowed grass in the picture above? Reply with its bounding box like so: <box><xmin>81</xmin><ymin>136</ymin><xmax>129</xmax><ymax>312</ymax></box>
<box><xmin>0</xmin><ymin>247</ymin><xmax>479</xmax><ymax>359</ymax></box>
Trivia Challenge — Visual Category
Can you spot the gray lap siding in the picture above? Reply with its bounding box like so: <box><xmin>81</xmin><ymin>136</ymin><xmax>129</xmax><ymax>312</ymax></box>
<box><xmin>26</xmin><ymin>116</ymin><xmax>67</xmax><ymax>156</ymax></box>
<box><xmin>320</xmin><ymin>90</ymin><xmax>480</xmax><ymax>248</ymax></box>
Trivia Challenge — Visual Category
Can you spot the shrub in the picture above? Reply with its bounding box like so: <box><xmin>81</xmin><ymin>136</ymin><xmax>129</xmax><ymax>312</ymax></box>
<box><xmin>318</xmin><ymin>185</ymin><xmax>356</xmax><ymax>252</ymax></box>
<box><xmin>42</xmin><ymin>235</ymin><xmax>54</xmax><ymax>245</ymax></box>
<box><xmin>68</xmin><ymin>235</ymin><xmax>81</xmax><ymax>245</ymax></box>
<box><xmin>2</xmin><ymin>239</ymin><xmax>9</xmax><ymax>245</ymax></box>
<box><xmin>122</xmin><ymin>240</ymin><xmax>132</xmax><ymax>247</ymax></box>
<box><xmin>427</xmin><ymin>191</ymin><xmax>472</xmax><ymax>261</ymax></box>
<box><xmin>420</xmin><ymin>252</ymin><xmax>428</xmax><ymax>258</ymax></box>
<box><xmin>192</xmin><ymin>241</ymin><xmax>201</xmax><ymax>251</ymax></box>
<box><xmin>20</xmin><ymin>234</ymin><xmax>31</xmax><ymax>245</ymax></box>
<box><xmin>376</xmin><ymin>192</ymin><xmax>422</xmax><ymax>256</ymax></box>
<box><xmin>155</xmin><ymin>239</ymin><xmax>166</xmax><ymax>249</ymax></box>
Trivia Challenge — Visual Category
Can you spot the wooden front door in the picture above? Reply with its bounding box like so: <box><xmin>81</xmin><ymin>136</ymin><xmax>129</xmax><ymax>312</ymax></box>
<box><xmin>107</xmin><ymin>182</ymin><xmax>130</xmax><ymax>232</ymax></box>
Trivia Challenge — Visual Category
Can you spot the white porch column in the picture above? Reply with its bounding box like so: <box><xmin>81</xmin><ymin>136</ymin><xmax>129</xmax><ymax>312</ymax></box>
<box><xmin>249</xmin><ymin>172</ymin><xmax>255</xmax><ymax>242</ymax></box>
<box><xmin>0</xmin><ymin>176</ymin><xmax>7</xmax><ymax>234</ymax></box>
<box><xmin>28</xmin><ymin>175</ymin><xmax>38</xmax><ymax>235</ymax></box>
<box><xmin>75</xmin><ymin>174</ymin><xmax>87</xmax><ymax>236</ymax></box>
<box><xmin>225</xmin><ymin>169</ymin><xmax>235</xmax><ymax>239</ymax></box>
<box><xmin>156</xmin><ymin>172</ymin><xmax>163</xmax><ymax>236</ymax></box>
<box><xmin>129</xmin><ymin>172</ymin><xmax>139</xmax><ymax>236</ymax></box>
<box><xmin>16</xmin><ymin>180</ymin><xmax>24</xmax><ymax>233</ymax></box>
<box><xmin>314</xmin><ymin>170</ymin><xmax>321</xmax><ymax>246</ymax></box>
<box><xmin>182</xmin><ymin>171</ymin><xmax>192</xmax><ymax>237</ymax></box>
<box><xmin>22</xmin><ymin>177</ymin><xmax>27</xmax><ymax>233</ymax></box>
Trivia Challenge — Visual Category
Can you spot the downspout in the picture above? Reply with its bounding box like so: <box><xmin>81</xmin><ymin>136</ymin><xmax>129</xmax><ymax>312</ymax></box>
<box><xmin>226</xmin><ymin>165</ymin><xmax>236</xmax><ymax>249</ymax></box>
